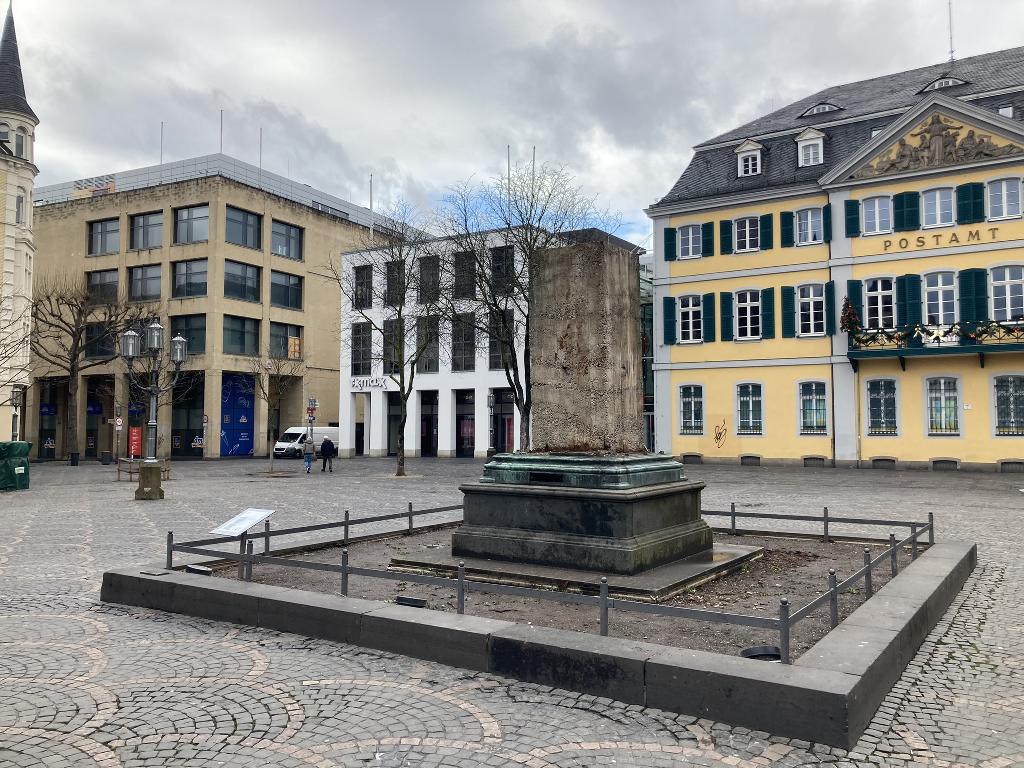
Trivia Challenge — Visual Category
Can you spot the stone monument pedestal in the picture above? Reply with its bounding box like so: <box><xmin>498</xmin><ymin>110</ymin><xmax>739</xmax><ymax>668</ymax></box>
<box><xmin>135</xmin><ymin>464</ymin><xmax>165</xmax><ymax>501</ymax></box>
<box><xmin>452</xmin><ymin>453</ymin><xmax>710</xmax><ymax>575</ymax></box>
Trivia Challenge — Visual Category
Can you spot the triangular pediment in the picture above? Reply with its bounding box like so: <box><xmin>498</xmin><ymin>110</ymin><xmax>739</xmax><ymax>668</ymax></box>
<box><xmin>734</xmin><ymin>139</ymin><xmax>763</xmax><ymax>154</ymax></box>
<box><xmin>821</xmin><ymin>94</ymin><xmax>1024</xmax><ymax>186</ymax></box>
<box><xmin>795</xmin><ymin>127</ymin><xmax>825</xmax><ymax>142</ymax></box>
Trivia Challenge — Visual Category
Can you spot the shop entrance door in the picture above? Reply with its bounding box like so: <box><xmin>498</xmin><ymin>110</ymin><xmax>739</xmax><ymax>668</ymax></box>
<box><xmin>420</xmin><ymin>390</ymin><xmax>438</xmax><ymax>458</ymax></box>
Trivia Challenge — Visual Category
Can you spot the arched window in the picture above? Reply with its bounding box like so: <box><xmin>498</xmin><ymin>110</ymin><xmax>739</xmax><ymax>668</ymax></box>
<box><xmin>15</xmin><ymin>188</ymin><xmax>24</xmax><ymax>224</ymax></box>
<box><xmin>15</xmin><ymin>128</ymin><xmax>26</xmax><ymax>158</ymax></box>
<box><xmin>0</xmin><ymin>123</ymin><xmax>10</xmax><ymax>147</ymax></box>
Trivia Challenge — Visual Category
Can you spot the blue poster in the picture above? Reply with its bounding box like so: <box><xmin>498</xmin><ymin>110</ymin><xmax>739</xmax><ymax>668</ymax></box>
<box><xmin>220</xmin><ymin>373</ymin><xmax>255</xmax><ymax>456</ymax></box>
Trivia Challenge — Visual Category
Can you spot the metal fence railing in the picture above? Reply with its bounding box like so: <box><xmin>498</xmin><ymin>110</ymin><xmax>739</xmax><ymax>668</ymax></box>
<box><xmin>167</xmin><ymin>505</ymin><xmax>935</xmax><ymax>665</ymax></box>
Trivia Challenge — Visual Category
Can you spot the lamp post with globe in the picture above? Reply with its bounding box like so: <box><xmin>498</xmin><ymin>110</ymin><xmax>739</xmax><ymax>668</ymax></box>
<box><xmin>119</xmin><ymin>320</ymin><xmax>187</xmax><ymax>499</ymax></box>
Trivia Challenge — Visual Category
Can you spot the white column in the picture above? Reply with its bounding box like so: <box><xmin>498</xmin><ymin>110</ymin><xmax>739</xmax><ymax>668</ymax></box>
<box><xmin>512</xmin><ymin>398</ymin><xmax>522</xmax><ymax>452</ymax></box>
<box><xmin>339</xmin><ymin>392</ymin><xmax>357</xmax><ymax>458</ymax></box>
<box><xmin>474</xmin><ymin>386</ymin><xmax>490</xmax><ymax>458</ymax></box>
<box><xmin>438</xmin><ymin>388</ymin><xmax>455</xmax><ymax>458</ymax></box>
<box><xmin>404</xmin><ymin>389</ymin><xmax>420</xmax><ymax>457</ymax></box>
<box><xmin>369</xmin><ymin>389</ymin><xmax>387</xmax><ymax>457</ymax></box>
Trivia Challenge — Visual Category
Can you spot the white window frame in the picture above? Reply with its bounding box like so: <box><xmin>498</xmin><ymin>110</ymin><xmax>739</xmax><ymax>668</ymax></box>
<box><xmin>991</xmin><ymin>265</ymin><xmax>1024</xmax><ymax>323</ymax></box>
<box><xmin>737</xmin><ymin>151</ymin><xmax>761</xmax><ymax>177</ymax></box>
<box><xmin>925</xmin><ymin>377</ymin><xmax>960</xmax><ymax>437</ymax></box>
<box><xmin>678</xmin><ymin>224</ymin><xmax>702</xmax><ymax>259</ymax></box>
<box><xmin>795</xmin><ymin>208</ymin><xmax>824</xmax><ymax>245</ymax></box>
<box><xmin>678</xmin><ymin>384</ymin><xmax>704</xmax><ymax>435</ymax></box>
<box><xmin>734</xmin><ymin>217</ymin><xmax>760</xmax><ymax>253</ymax></box>
<box><xmin>735</xmin><ymin>289</ymin><xmax>761</xmax><ymax>341</ymax></box>
<box><xmin>797</xmin><ymin>283</ymin><xmax>826</xmax><ymax>337</ymax></box>
<box><xmin>797</xmin><ymin>381</ymin><xmax>828</xmax><ymax>436</ymax></box>
<box><xmin>923</xmin><ymin>77</ymin><xmax>964</xmax><ymax>91</ymax></box>
<box><xmin>999</xmin><ymin>105</ymin><xmax>1014</xmax><ymax>118</ymax></box>
<box><xmin>865</xmin><ymin>277</ymin><xmax>896</xmax><ymax>331</ymax></box>
<box><xmin>922</xmin><ymin>187</ymin><xmax>955</xmax><ymax>228</ymax></box>
<box><xmin>801</xmin><ymin>103</ymin><xmax>838</xmax><ymax>117</ymax></box>
<box><xmin>923</xmin><ymin>271</ymin><xmax>957</xmax><ymax>329</ymax></box>
<box><xmin>677</xmin><ymin>294</ymin><xmax>703</xmax><ymax>344</ymax></box>
<box><xmin>736</xmin><ymin>383</ymin><xmax>764</xmax><ymax>436</ymax></box>
<box><xmin>861</xmin><ymin>196</ymin><xmax>893</xmax><ymax>235</ymax></box>
<box><xmin>987</xmin><ymin>178</ymin><xmax>1022</xmax><ymax>221</ymax></box>
<box><xmin>993</xmin><ymin>374</ymin><xmax>1024</xmax><ymax>437</ymax></box>
<box><xmin>865</xmin><ymin>378</ymin><xmax>899</xmax><ymax>436</ymax></box>
<box><xmin>797</xmin><ymin>139</ymin><xmax>823</xmax><ymax>167</ymax></box>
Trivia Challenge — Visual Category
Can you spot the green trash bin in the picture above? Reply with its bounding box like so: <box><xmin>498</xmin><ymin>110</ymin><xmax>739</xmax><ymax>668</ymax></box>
<box><xmin>12</xmin><ymin>457</ymin><xmax>28</xmax><ymax>490</ymax></box>
<box><xmin>0</xmin><ymin>443</ymin><xmax>32</xmax><ymax>490</ymax></box>
<box><xmin>0</xmin><ymin>459</ymin><xmax>14</xmax><ymax>491</ymax></box>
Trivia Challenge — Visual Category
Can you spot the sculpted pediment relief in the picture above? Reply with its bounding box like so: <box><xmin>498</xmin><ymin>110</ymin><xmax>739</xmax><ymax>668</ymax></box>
<box><xmin>850</xmin><ymin>112</ymin><xmax>1023</xmax><ymax>180</ymax></box>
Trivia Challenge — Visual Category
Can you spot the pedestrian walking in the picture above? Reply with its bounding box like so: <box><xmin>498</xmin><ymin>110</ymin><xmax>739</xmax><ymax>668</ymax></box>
<box><xmin>320</xmin><ymin>436</ymin><xmax>336</xmax><ymax>472</ymax></box>
<box><xmin>302</xmin><ymin>432</ymin><xmax>315</xmax><ymax>473</ymax></box>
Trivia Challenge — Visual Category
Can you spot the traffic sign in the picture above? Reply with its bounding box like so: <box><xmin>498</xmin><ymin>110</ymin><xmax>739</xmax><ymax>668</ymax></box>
<box><xmin>114</xmin><ymin>417</ymin><xmax>124</xmax><ymax>428</ymax></box>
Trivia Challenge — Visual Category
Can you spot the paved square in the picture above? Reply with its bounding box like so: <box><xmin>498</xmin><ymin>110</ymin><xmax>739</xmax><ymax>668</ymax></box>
<box><xmin>1</xmin><ymin>458</ymin><xmax>1021</xmax><ymax>767</ymax></box>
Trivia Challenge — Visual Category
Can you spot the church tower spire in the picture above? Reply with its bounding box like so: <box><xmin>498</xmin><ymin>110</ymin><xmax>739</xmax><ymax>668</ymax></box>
<box><xmin>0</xmin><ymin>3</ymin><xmax>36</xmax><ymax>123</ymax></box>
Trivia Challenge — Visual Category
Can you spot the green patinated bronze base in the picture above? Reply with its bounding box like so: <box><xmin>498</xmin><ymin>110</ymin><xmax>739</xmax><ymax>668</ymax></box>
<box><xmin>135</xmin><ymin>464</ymin><xmax>165</xmax><ymax>501</ymax></box>
<box><xmin>454</xmin><ymin>453</ymin><xmax>711</xmax><ymax>575</ymax></box>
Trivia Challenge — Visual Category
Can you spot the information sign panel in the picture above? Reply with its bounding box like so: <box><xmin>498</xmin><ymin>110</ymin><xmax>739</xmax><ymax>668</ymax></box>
<box><xmin>210</xmin><ymin>508</ymin><xmax>275</xmax><ymax>537</ymax></box>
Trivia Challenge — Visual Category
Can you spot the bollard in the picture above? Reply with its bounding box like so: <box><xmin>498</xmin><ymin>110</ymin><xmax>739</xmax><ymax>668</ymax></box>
<box><xmin>779</xmin><ymin>598</ymin><xmax>791</xmax><ymax>665</ymax></box>
<box><xmin>166</xmin><ymin>531</ymin><xmax>174</xmax><ymax>570</ymax></box>
<box><xmin>343</xmin><ymin>510</ymin><xmax>350</xmax><ymax>547</ymax></box>
<box><xmin>600</xmin><ymin>577</ymin><xmax>609</xmax><ymax>637</ymax></box>
<box><xmin>828</xmin><ymin>569</ymin><xmax>839</xmax><ymax>628</ymax></box>
<box><xmin>341</xmin><ymin>548</ymin><xmax>349</xmax><ymax>596</ymax></box>
<box><xmin>730</xmin><ymin>502</ymin><xmax>736</xmax><ymax>535</ymax></box>
<box><xmin>457</xmin><ymin>561</ymin><xmax>465</xmax><ymax>615</ymax></box>
<box><xmin>264</xmin><ymin>520</ymin><xmax>271</xmax><ymax>555</ymax></box>
<box><xmin>890</xmin><ymin>532</ymin><xmax>898</xmax><ymax>577</ymax></box>
<box><xmin>864</xmin><ymin>548</ymin><xmax>873</xmax><ymax>598</ymax></box>
<box><xmin>911</xmin><ymin>523</ymin><xmax>919</xmax><ymax>561</ymax></box>
<box><xmin>237</xmin><ymin>532</ymin><xmax>247</xmax><ymax>580</ymax></box>
<box><xmin>928</xmin><ymin>511</ymin><xmax>935</xmax><ymax>545</ymax></box>
<box><xmin>245</xmin><ymin>541</ymin><xmax>253</xmax><ymax>582</ymax></box>
<box><xmin>407</xmin><ymin>502</ymin><xmax>414</xmax><ymax>535</ymax></box>
<box><xmin>823</xmin><ymin>506</ymin><xmax>830</xmax><ymax>543</ymax></box>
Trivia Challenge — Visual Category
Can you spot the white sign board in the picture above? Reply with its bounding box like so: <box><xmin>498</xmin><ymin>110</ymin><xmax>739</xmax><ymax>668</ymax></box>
<box><xmin>210</xmin><ymin>508</ymin><xmax>275</xmax><ymax>537</ymax></box>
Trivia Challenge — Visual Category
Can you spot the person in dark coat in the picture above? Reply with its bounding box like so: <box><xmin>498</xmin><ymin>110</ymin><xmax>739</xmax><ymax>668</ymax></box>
<box><xmin>320</xmin><ymin>436</ymin><xmax>337</xmax><ymax>472</ymax></box>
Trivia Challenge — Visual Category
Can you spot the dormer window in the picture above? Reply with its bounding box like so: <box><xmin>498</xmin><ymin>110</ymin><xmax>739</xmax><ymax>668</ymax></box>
<box><xmin>922</xmin><ymin>76</ymin><xmax>965</xmax><ymax>92</ymax></box>
<box><xmin>795</xmin><ymin>128</ymin><xmax>825</xmax><ymax>168</ymax></box>
<box><xmin>735</xmin><ymin>140</ymin><xmax>764</xmax><ymax>177</ymax></box>
<box><xmin>801</xmin><ymin>102</ymin><xmax>839</xmax><ymax>117</ymax></box>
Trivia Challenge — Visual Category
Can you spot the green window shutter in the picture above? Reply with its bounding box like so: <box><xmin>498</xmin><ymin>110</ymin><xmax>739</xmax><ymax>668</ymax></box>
<box><xmin>702</xmin><ymin>293</ymin><xmax>716</xmax><ymax>342</ymax></box>
<box><xmin>973</xmin><ymin>267</ymin><xmax>989</xmax><ymax>322</ymax></box>
<box><xmin>701</xmin><ymin>222</ymin><xmax>714</xmax><ymax>256</ymax></box>
<box><xmin>719</xmin><ymin>292</ymin><xmax>734</xmax><ymax>341</ymax></box>
<box><xmin>663</xmin><ymin>227</ymin><xmax>677</xmax><ymax>261</ymax></box>
<box><xmin>972</xmin><ymin>182</ymin><xmax>986</xmax><ymax>223</ymax></box>
<box><xmin>719</xmin><ymin>220</ymin><xmax>733</xmax><ymax>255</ymax></box>
<box><xmin>760</xmin><ymin>287</ymin><xmax>775</xmax><ymax>340</ymax></box>
<box><xmin>781</xmin><ymin>286</ymin><xmax>796</xmax><ymax>338</ymax></box>
<box><xmin>956</xmin><ymin>184</ymin><xmax>973</xmax><ymax>224</ymax></box>
<box><xmin>899</xmin><ymin>191</ymin><xmax>920</xmax><ymax>231</ymax></box>
<box><xmin>662</xmin><ymin>296</ymin><xmax>677</xmax><ymax>344</ymax></box>
<box><xmin>825</xmin><ymin>280</ymin><xmax>836</xmax><ymax>336</ymax></box>
<box><xmin>958</xmin><ymin>268</ymin><xmax>989</xmax><ymax>325</ymax></box>
<box><xmin>780</xmin><ymin>211</ymin><xmax>794</xmax><ymax>248</ymax></box>
<box><xmin>899</xmin><ymin>274</ymin><xmax>922</xmax><ymax>347</ymax></box>
<box><xmin>846</xmin><ymin>279</ymin><xmax>863</xmax><ymax>324</ymax></box>
<box><xmin>844</xmin><ymin>199</ymin><xmax>861</xmax><ymax>237</ymax></box>
<box><xmin>892</xmin><ymin>193</ymin><xmax>905</xmax><ymax>231</ymax></box>
<box><xmin>759</xmin><ymin>213</ymin><xmax>773</xmax><ymax>251</ymax></box>
<box><xmin>823</xmin><ymin>203</ymin><xmax>833</xmax><ymax>243</ymax></box>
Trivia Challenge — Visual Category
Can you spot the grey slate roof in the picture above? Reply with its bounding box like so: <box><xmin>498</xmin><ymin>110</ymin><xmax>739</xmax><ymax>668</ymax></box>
<box><xmin>0</xmin><ymin>5</ymin><xmax>35</xmax><ymax>122</ymax></box>
<box><xmin>654</xmin><ymin>48</ymin><xmax>1024</xmax><ymax>210</ymax></box>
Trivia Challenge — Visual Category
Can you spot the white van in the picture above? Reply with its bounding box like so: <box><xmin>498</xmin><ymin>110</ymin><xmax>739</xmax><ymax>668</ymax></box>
<box><xmin>273</xmin><ymin>426</ymin><xmax>340</xmax><ymax>459</ymax></box>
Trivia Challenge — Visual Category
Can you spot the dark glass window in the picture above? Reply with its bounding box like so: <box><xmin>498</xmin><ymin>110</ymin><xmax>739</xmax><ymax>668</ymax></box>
<box><xmin>679</xmin><ymin>385</ymin><xmax>703</xmax><ymax>435</ymax></box>
<box><xmin>86</xmin><ymin>270</ymin><xmax>118</xmax><ymax>304</ymax></box>
<box><xmin>270</xmin><ymin>271</ymin><xmax>302</xmax><ymax>310</ymax></box>
<box><xmin>224</xmin><ymin>260</ymin><xmax>261</xmax><ymax>302</ymax></box>
<box><xmin>416</xmin><ymin>316</ymin><xmax>440</xmax><ymax>373</ymax></box>
<box><xmin>270</xmin><ymin>322</ymin><xmax>303</xmax><ymax>359</ymax></box>
<box><xmin>88</xmin><ymin>218</ymin><xmax>120</xmax><ymax>256</ymax></box>
<box><xmin>84</xmin><ymin>323</ymin><xmax>114</xmax><ymax>358</ymax></box>
<box><xmin>171</xmin><ymin>314</ymin><xmax>206</xmax><ymax>355</ymax></box>
<box><xmin>351</xmin><ymin>321</ymin><xmax>372</xmax><ymax>376</ymax></box>
<box><xmin>867</xmin><ymin>380</ymin><xmax>898</xmax><ymax>435</ymax></box>
<box><xmin>418</xmin><ymin>255</ymin><xmax>440</xmax><ymax>304</ymax></box>
<box><xmin>172</xmin><ymin>259</ymin><xmax>207</xmax><ymax>298</ymax></box>
<box><xmin>385</xmin><ymin>261</ymin><xmax>405</xmax><ymax>306</ymax></box>
<box><xmin>174</xmin><ymin>204</ymin><xmax>209</xmax><ymax>244</ymax></box>
<box><xmin>383</xmin><ymin>318</ymin><xmax>402</xmax><ymax>374</ymax></box>
<box><xmin>799</xmin><ymin>381</ymin><xmax>828</xmax><ymax>434</ymax></box>
<box><xmin>995</xmin><ymin>376</ymin><xmax>1024</xmax><ymax>436</ymax></box>
<box><xmin>128</xmin><ymin>264</ymin><xmax>161</xmax><ymax>301</ymax></box>
<box><xmin>489</xmin><ymin>309</ymin><xmax>513</xmax><ymax>370</ymax></box>
<box><xmin>354</xmin><ymin>265</ymin><xmax>373</xmax><ymax>309</ymax></box>
<box><xmin>451</xmin><ymin>313</ymin><xmax>476</xmax><ymax>372</ymax></box>
<box><xmin>130</xmin><ymin>211</ymin><xmax>163</xmax><ymax>249</ymax></box>
<box><xmin>453</xmin><ymin>251</ymin><xmax>476</xmax><ymax>300</ymax></box>
<box><xmin>223</xmin><ymin>315</ymin><xmax>259</xmax><ymax>356</ymax></box>
<box><xmin>226</xmin><ymin>206</ymin><xmax>262</xmax><ymax>249</ymax></box>
<box><xmin>737</xmin><ymin>383</ymin><xmax>763</xmax><ymax>435</ymax></box>
<box><xmin>271</xmin><ymin>220</ymin><xmax>303</xmax><ymax>260</ymax></box>
<box><xmin>490</xmin><ymin>246</ymin><xmax>514</xmax><ymax>296</ymax></box>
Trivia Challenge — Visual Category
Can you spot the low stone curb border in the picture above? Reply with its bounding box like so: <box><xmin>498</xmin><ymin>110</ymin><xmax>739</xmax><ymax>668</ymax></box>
<box><xmin>101</xmin><ymin>539</ymin><xmax>976</xmax><ymax>749</ymax></box>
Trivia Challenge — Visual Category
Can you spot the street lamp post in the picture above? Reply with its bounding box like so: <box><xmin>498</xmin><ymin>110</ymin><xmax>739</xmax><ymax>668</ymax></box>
<box><xmin>120</xmin><ymin>321</ymin><xmax>188</xmax><ymax>500</ymax></box>
<box><xmin>10</xmin><ymin>386</ymin><xmax>22</xmax><ymax>442</ymax></box>
<box><xmin>486</xmin><ymin>392</ymin><xmax>496</xmax><ymax>458</ymax></box>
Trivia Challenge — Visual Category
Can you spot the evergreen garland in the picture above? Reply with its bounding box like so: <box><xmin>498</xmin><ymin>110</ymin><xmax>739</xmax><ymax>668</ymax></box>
<box><xmin>839</xmin><ymin>297</ymin><xmax>861</xmax><ymax>334</ymax></box>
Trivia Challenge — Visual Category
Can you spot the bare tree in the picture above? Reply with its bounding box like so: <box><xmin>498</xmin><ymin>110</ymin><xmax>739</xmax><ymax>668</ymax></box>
<box><xmin>0</xmin><ymin>302</ymin><xmax>30</xmax><ymax>407</ymax></box>
<box><xmin>322</xmin><ymin>201</ymin><xmax>442</xmax><ymax>477</ymax></box>
<box><xmin>30</xmin><ymin>271</ymin><xmax>153</xmax><ymax>464</ymax></box>
<box><xmin>245</xmin><ymin>354</ymin><xmax>304</xmax><ymax>472</ymax></box>
<box><xmin>434</xmin><ymin>160</ymin><xmax>616</xmax><ymax>451</ymax></box>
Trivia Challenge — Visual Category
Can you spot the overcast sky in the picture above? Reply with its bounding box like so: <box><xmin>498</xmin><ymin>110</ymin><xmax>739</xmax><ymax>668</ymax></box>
<box><xmin>18</xmin><ymin>0</ymin><xmax>1024</xmax><ymax>245</ymax></box>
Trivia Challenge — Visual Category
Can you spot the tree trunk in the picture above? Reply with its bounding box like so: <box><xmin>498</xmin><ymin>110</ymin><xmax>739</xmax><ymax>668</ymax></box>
<box><xmin>518</xmin><ymin>402</ymin><xmax>530</xmax><ymax>454</ymax></box>
<box><xmin>268</xmin><ymin>443</ymin><xmax>275</xmax><ymax>473</ymax></box>
<box><xmin>66</xmin><ymin>373</ymin><xmax>80</xmax><ymax>465</ymax></box>
<box><xmin>396</xmin><ymin>421</ymin><xmax>406</xmax><ymax>477</ymax></box>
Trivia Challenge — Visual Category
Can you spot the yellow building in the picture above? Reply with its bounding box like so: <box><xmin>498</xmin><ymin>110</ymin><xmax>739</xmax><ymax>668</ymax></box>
<box><xmin>647</xmin><ymin>48</ymin><xmax>1024</xmax><ymax>471</ymax></box>
<box><xmin>27</xmin><ymin>155</ymin><xmax>382</xmax><ymax>460</ymax></box>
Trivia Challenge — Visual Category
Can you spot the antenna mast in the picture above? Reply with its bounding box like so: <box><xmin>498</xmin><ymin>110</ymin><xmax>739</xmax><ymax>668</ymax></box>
<box><xmin>948</xmin><ymin>0</ymin><xmax>955</xmax><ymax>63</ymax></box>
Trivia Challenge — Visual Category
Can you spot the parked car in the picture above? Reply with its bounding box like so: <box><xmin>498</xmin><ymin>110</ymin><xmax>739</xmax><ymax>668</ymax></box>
<box><xmin>273</xmin><ymin>426</ymin><xmax>340</xmax><ymax>458</ymax></box>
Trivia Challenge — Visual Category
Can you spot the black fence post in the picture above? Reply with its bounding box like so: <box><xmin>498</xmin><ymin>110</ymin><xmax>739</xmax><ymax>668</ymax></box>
<box><xmin>911</xmin><ymin>523</ymin><xmax>919</xmax><ymax>561</ymax></box>
<box><xmin>779</xmin><ymin>598</ymin><xmax>791</xmax><ymax>664</ymax></box>
<box><xmin>828</xmin><ymin>569</ymin><xmax>839</xmax><ymax>628</ymax></box>
<box><xmin>457</xmin><ymin>561</ymin><xmax>465</xmax><ymax>615</ymax></box>
<box><xmin>341</xmin><ymin>548</ymin><xmax>349</xmax><ymax>596</ymax></box>
<box><xmin>343</xmin><ymin>509</ymin><xmax>350</xmax><ymax>547</ymax></box>
<box><xmin>237</xmin><ymin>532</ymin><xmax>247</xmax><ymax>580</ymax></box>
<box><xmin>928</xmin><ymin>512</ymin><xmax>935</xmax><ymax>545</ymax></box>
<box><xmin>730</xmin><ymin>502</ymin><xmax>736</xmax><ymax>535</ymax></box>
<box><xmin>600</xmin><ymin>577</ymin><xmax>609</xmax><ymax>637</ymax></box>
<box><xmin>890</xmin><ymin>533</ymin><xmax>898</xmax><ymax>577</ymax></box>
<box><xmin>407</xmin><ymin>502</ymin><xmax>414</xmax><ymax>534</ymax></box>
<box><xmin>264</xmin><ymin>520</ymin><xmax>271</xmax><ymax>555</ymax></box>
<box><xmin>166</xmin><ymin>531</ymin><xmax>173</xmax><ymax>570</ymax></box>
<box><xmin>823</xmin><ymin>506</ymin><xmax>830</xmax><ymax>543</ymax></box>
<box><xmin>245</xmin><ymin>541</ymin><xmax>253</xmax><ymax>581</ymax></box>
<box><xmin>864</xmin><ymin>547</ymin><xmax>873</xmax><ymax>597</ymax></box>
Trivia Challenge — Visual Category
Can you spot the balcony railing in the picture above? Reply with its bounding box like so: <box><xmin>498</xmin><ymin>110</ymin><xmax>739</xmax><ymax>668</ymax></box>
<box><xmin>849</xmin><ymin>319</ymin><xmax>1024</xmax><ymax>354</ymax></box>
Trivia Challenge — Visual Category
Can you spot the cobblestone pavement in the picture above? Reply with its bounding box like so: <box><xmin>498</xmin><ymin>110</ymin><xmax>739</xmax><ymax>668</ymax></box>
<box><xmin>1</xmin><ymin>457</ymin><xmax>1022</xmax><ymax>767</ymax></box>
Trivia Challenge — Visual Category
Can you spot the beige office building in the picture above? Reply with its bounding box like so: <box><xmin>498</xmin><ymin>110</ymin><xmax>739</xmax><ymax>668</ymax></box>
<box><xmin>27</xmin><ymin>154</ymin><xmax>382</xmax><ymax>460</ymax></box>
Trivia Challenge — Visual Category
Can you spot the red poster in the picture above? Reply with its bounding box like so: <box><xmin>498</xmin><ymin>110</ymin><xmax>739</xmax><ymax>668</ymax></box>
<box><xmin>128</xmin><ymin>427</ymin><xmax>143</xmax><ymax>459</ymax></box>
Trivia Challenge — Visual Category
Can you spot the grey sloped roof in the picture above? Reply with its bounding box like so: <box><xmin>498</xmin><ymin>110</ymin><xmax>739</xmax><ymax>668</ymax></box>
<box><xmin>0</xmin><ymin>5</ymin><xmax>35</xmax><ymax>122</ymax></box>
<box><xmin>653</xmin><ymin>53</ymin><xmax>1024</xmax><ymax>210</ymax></box>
